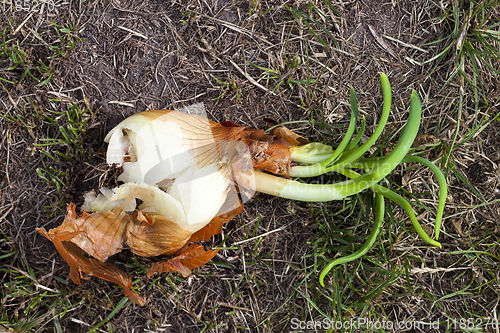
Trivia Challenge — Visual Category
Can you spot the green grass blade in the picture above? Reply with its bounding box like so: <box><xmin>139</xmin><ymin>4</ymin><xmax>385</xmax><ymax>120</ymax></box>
<box><xmin>89</xmin><ymin>297</ymin><xmax>129</xmax><ymax>333</ymax></box>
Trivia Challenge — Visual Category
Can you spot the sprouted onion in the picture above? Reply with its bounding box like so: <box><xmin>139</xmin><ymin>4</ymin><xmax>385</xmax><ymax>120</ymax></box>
<box><xmin>37</xmin><ymin>74</ymin><xmax>447</xmax><ymax>305</ymax></box>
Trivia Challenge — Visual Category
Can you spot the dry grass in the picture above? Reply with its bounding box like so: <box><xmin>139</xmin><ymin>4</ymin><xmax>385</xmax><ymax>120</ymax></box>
<box><xmin>1</xmin><ymin>0</ymin><xmax>500</xmax><ymax>332</ymax></box>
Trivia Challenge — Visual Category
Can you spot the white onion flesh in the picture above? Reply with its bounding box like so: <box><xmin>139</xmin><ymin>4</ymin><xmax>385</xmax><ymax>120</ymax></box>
<box><xmin>103</xmin><ymin>110</ymin><xmax>235</xmax><ymax>232</ymax></box>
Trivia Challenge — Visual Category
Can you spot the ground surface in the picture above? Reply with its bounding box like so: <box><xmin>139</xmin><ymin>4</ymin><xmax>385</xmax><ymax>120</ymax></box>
<box><xmin>1</xmin><ymin>0</ymin><xmax>500</xmax><ymax>332</ymax></box>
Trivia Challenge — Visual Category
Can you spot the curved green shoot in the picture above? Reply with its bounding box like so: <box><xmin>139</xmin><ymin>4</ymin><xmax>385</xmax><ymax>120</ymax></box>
<box><xmin>252</xmin><ymin>74</ymin><xmax>446</xmax><ymax>288</ymax></box>
<box><xmin>289</xmin><ymin>152</ymin><xmax>447</xmax><ymax>246</ymax></box>
<box><xmin>400</xmin><ymin>155</ymin><xmax>447</xmax><ymax>239</ymax></box>
<box><xmin>256</xmin><ymin>88</ymin><xmax>423</xmax><ymax>202</ymax></box>
<box><xmin>372</xmin><ymin>183</ymin><xmax>441</xmax><ymax>247</ymax></box>
<box><xmin>289</xmin><ymin>74</ymin><xmax>393</xmax><ymax>178</ymax></box>
<box><xmin>345</xmin><ymin>115</ymin><xmax>366</xmax><ymax>151</ymax></box>
<box><xmin>339</xmin><ymin>168</ymin><xmax>441</xmax><ymax>248</ymax></box>
<box><xmin>329</xmin><ymin>73</ymin><xmax>392</xmax><ymax>168</ymax></box>
<box><xmin>316</xmin><ymin>86</ymin><xmax>359</xmax><ymax>166</ymax></box>
<box><xmin>335</xmin><ymin>89</ymin><xmax>421</xmax><ymax>193</ymax></box>
<box><xmin>288</xmin><ymin>160</ymin><xmax>326</xmax><ymax>178</ymax></box>
<box><xmin>289</xmin><ymin>87</ymin><xmax>358</xmax><ymax>175</ymax></box>
<box><xmin>342</xmin><ymin>155</ymin><xmax>447</xmax><ymax>239</ymax></box>
<box><xmin>319</xmin><ymin>193</ymin><xmax>385</xmax><ymax>287</ymax></box>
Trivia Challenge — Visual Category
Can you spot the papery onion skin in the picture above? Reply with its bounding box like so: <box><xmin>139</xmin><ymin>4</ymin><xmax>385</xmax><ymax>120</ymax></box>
<box><xmin>36</xmin><ymin>204</ymin><xmax>130</xmax><ymax>262</ymax></box>
<box><xmin>36</xmin><ymin>204</ymin><xmax>146</xmax><ymax>306</ymax></box>
<box><xmin>36</xmin><ymin>202</ymin><xmax>236</xmax><ymax>305</ymax></box>
<box><xmin>126</xmin><ymin>213</ymin><xmax>193</xmax><ymax>257</ymax></box>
